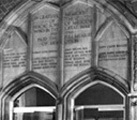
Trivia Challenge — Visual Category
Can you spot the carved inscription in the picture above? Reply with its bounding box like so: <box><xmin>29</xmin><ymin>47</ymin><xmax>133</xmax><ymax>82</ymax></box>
<box><xmin>3</xmin><ymin>31</ymin><xmax>27</xmax><ymax>86</ymax></box>
<box><xmin>32</xmin><ymin>5</ymin><xmax>59</xmax><ymax>82</ymax></box>
<box><xmin>64</xmin><ymin>8</ymin><xmax>92</xmax><ymax>30</ymax></box>
<box><xmin>64</xmin><ymin>2</ymin><xmax>93</xmax><ymax>82</ymax></box>
<box><xmin>33</xmin><ymin>51</ymin><xmax>57</xmax><ymax>70</ymax></box>
<box><xmin>65</xmin><ymin>47</ymin><xmax>91</xmax><ymax>67</ymax></box>
<box><xmin>99</xmin><ymin>44</ymin><xmax>127</xmax><ymax>61</ymax></box>
<box><xmin>4</xmin><ymin>52</ymin><xmax>26</xmax><ymax>68</ymax></box>
<box><xmin>98</xmin><ymin>22</ymin><xmax>128</xmax><ymax>79</ymax></box>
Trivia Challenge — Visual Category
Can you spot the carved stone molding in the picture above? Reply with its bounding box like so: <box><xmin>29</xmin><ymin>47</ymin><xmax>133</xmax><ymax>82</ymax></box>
<box><xmin>134</xmin><ymin>35</ymin><xmax>137</xmax><ymax>91</ymax></box>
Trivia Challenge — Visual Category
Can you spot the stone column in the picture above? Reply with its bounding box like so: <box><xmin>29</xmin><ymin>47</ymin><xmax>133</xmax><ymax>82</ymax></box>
<box><xmin>129</xmin><ymin>95</ymin><xmax>137</xmax><ymax>120</ymax></box>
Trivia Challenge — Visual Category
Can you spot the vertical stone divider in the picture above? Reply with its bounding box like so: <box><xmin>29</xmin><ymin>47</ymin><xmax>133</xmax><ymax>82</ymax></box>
<box><xmin>56</xmin><ymin>3</ymin><xmax>64</xmax><ymax>120</ymax></box>
<box><xmin>129</xmin><ymin>34</ymin><xmax>134</xmax><ymax>93</ymax></box>
<box><xmin>92</xmin><ymin>5</ymin><xmax>97</xmax><ymax>66</ymax></box>
<box><xmin>129</xmin><ymin>34</ymin><xmax>137</xmax><ymax>120</ymax></box>
<box><xmin>59</xmin><ymin>5</ymin><xmax>64</xmax><ymax>87</ymax></box>
<box><xmin>0</xmin><ymin>48</ymin><xmax>2</xmax><ymax>89</ymax></box>
<box><xmin>27</xmin><ymin>13</ymin><xmax>33</xmax><ymax>71</ymax></box>
<box><xmin>133</xmin><ymin>34</ymin><xmax>137</xmax><ymax>91</ymax></box>
<box><xmin>128</xmin><ymin>34</ymin><xmax>135</xmax><ymax>120</ymax></box>
<box><xmin>127</xmin><ymin>34</ymin><xmax>131</xmax><ymax>91</ymax></box>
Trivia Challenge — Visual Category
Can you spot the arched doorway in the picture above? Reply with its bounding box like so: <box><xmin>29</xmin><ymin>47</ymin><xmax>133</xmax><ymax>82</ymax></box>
<box><xmin>0</xmin><ymin>0</ymin><xmax>133</xmax><ymax>120</ymax></box>
<box><xmin>0</xmin><ymin>72</ymin><xmax>58</xmax><ymax>120</ymax></box>
<box><xmin>12</xmin><ymin>85</ymin><xmax>56</xmax><ymax>120</ymax></box>
<box><xmin>61</xmin><ymin>68</ymin><xmax>129</xmax><ymax>120</ymax></box>
<box><xmin>74</xmin><ymin>81</ymin><xmax>125</xmax><ymax>120</ymax></box>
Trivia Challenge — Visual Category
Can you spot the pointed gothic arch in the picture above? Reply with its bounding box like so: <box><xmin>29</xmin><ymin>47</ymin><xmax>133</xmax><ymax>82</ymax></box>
<box><xmin>0</xmin><ymin>71</ymin><xmax>58</xmax><ymax>120</ymax></box>
<box><xmin>61</xmin><ymin>67</ymin><xmax>129</xmax><ymax>120</ymax></box>
<box><xmin>0</xmin><ymin>0</ymin><xmax>136</xmax><ymax>120</ymax></box>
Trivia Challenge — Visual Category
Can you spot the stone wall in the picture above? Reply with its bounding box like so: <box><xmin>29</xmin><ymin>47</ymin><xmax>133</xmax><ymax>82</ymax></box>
<box><xmin>0</xmin><ymin>0</ymin><xmax>137</xmax><ymax>22</ymax></box>
<box><xmin>0</xmin><ymin>0</ymin><xmax>25</xmax><ymax>22</ymax></box>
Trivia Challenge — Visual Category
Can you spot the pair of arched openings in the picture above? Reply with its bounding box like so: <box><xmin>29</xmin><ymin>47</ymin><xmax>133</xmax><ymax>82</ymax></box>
<box><xmin>0</xmin><ymin>69</ymin><xmax>129</xmax><ymax>120</ymax></box>
<box><xmin>0</xmin><ymin>0</ymin><xmax>132</xmax><ymax>120</ymax></box>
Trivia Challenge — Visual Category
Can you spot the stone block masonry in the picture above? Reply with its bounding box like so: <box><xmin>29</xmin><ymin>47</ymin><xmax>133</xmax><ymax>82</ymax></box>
<box><xmin>0</xmin><ymin>0</ymin><xmax>25</xmax><ymax>22</ymax></box>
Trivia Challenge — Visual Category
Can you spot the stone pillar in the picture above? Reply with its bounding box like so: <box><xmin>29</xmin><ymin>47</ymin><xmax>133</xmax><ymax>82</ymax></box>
<box><xmin>129</xmin><ymin>95</ymin><xmax>137</xmax><ymax>120</ymax></box>
<box><xmin>133</xmin><ymin>35</ymin><xmax>137</xmax><ymax>91</ymax></box>
<box><xmin>56</xmin><ymin>98</ymin><xmax>62</xmax><ymax>120</ymax></box>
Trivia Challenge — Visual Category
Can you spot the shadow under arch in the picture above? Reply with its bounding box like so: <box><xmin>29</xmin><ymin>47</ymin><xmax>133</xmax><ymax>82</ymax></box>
<box><xmin>61</xmin><ymin>67</ymin><xmax>130</xmax><ymax>120</ymax></box>
<box><xmin>0</xmin><ymin>71</ymin><xmax>58</xmax><ymax>120</ymax></box>
<box><xmin>61</xmin><ymin>67</ymin><xmax>129</xmax><ymax>96</ymax></box>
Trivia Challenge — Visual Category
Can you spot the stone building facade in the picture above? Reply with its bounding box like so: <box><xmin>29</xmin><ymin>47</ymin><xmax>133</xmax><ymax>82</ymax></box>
<box><xmin>0</xmin><ymin>0</ymin><xmax>137</xmax><ymax>120</ymax></box>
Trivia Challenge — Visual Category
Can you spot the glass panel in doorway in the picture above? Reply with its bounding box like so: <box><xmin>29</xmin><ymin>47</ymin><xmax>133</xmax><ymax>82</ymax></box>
<box><xmin>74</xmin><ymin>83</ymin><xmax>125</xmax><ymax>120</ymax></box>
<box><xmin>75</xmin><ymin>106</ymin><xmax>124</xmax><ymax>120</ymax></box>
<box><xmin>13</xmin><ymin>87</ymin><xmax>56</xmax><ymax>120</ymax></box>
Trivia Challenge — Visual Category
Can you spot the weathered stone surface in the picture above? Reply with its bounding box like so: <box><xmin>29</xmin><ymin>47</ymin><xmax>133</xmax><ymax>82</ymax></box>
<box><xmin>2</xmin><ymin>29</ymin><xmax>27</xmax><ymax>86</ymax></box>
<box><xmin>63</xmin><ymin>1</ymin><xmax>93</xmax><ymax>82</ymax></box>
<box><xmin>98</xmin><ymin>22</ymin><xmax>128</xmax><ymax>79</ymax></box>
<box><xmin>31</xmin><ymin>4</ymin><xmax>60</xmax><ymax>82</ymax></box>
<box><xmin>0</xmin><ymin>0</ymin><xmax>24</xmax><ymax>21</ymax></box>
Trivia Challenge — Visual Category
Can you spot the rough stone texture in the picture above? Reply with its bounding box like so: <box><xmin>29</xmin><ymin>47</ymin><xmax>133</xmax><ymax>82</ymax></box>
<box><xmin>121</xmin><ymin>0</ymin><xmax>137</xmax><ymax>14</ymax></box>
<box><xmin>107</xmin><ymin>0</ymin><xmax>137</xmax><ymax>28</ymax></box>
<box><xmin>0</xmin><ymin>0</ymin><xmax>25</xmax><ymax>22</ymax></box>
<box><xmin>0</xmin><ymin>0</ymin><xmax>62</xmax><ymax>22</ymax></box>
<box><xmin>0</xmin><ymin>0</ymin><xmax>137</xmax><ymax>23</ymax></box>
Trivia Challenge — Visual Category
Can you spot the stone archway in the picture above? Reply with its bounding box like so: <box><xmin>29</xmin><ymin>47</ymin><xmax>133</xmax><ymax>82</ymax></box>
<box><xmin>0</xmin><ymin>71</ymin><xmax>58</xmax><ymax>120</ymax></box>
<box><xmin>61</xmin><ymin>67</ymin><xmax>129</xmax><ymax>120</ymax></box>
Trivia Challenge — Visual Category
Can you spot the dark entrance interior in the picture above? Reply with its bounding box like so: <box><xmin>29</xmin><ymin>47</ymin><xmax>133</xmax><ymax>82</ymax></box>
<box><xmin>13</xmin><ymin>87</ymin><xmax>56</xmax><ymax>120</ymax></box>
<box><xmin>74</xmin><ymin>83</ymin><xmax>124</xmax><ymax>120</ymax></box>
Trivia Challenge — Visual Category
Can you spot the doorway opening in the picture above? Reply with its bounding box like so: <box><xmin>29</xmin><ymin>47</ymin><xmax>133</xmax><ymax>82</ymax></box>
<box><xmin>11</xmin><ymin>86</ymin><xmax>56</xmax><ymax>120</ymax></box>
<box><xmin>74</xmin><ymin>82</ymin><xmax>125</xmax><ymax>120</ymax></box>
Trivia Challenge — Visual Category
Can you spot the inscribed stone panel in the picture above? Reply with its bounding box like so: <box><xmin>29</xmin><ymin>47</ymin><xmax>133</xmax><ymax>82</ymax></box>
<box><xmin>31</xmin><ymin>4</ymin><xmax>59</xmax><ymax>83</ymax></box>
<box><xmin>63</xmin><ymin>1</ymin><xmax>93</xmax><ymax>82</ymax></box>
<box><xmin>3</xmin><ymin>30</ymin><xmax>27</xmax><ymax>86</ymax></box>
<box><xmin>98</xmin><ymin>22</ymin><xmax>128</xmax><ymax>79</ymax></box>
